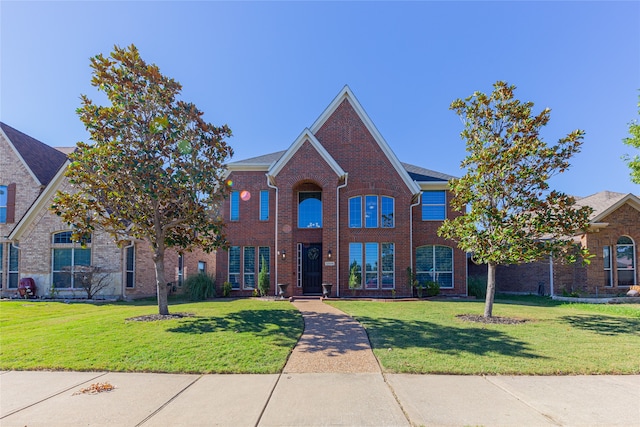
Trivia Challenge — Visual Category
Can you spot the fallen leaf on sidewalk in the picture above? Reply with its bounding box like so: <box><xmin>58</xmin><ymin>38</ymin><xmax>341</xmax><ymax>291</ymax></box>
<box><xmin>73</xmin><ymin>382</ymin><xmax>116</xmax><ymax>395</ymax></box>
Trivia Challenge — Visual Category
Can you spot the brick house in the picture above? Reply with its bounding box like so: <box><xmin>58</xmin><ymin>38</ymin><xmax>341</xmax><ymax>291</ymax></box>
<box><xmin>216</xmin><ymin>86</ymin><xmax>467</xmax><ymax>298</ymax></box>
<box><xmin>0</xmin><ymin>122</ymin><xmax>213</xmax><ymax>299</ymax></box>
<box><xmin>469</xmin><ymin>191</ymin><xmax>639</xmax><ymax>296</ymax></box>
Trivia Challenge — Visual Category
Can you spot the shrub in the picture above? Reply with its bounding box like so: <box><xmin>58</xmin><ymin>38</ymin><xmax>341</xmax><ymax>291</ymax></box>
<box><xmin>468</xmin><ymin>275</ymin><xmax>487</xmax><ymax>298</ymax></box>
<box><xmin>424</xmin><ymin>281</ymin><xmax>440</xmax><ymax>297</ymax></box>
<box><xmin>222</xmin><ymin>281</ymin><xmax>232</xmax><ymax>297</ymax></box>
<box><xmin>258</xmin><ymin>255</ymin><xmax>270</xmax><ymax>297</ymax></box>
<box><xmin>183</xmin><ymin>273</ymin><xmax>216</xmax><ymax>301</ymax></box>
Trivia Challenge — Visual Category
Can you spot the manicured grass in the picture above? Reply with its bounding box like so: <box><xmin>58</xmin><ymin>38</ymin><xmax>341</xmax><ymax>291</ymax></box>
<box><xmin>0</xmin><ymin>298</ymin><xmax>303</xmax><ymax>374</ymax></box>
<box><xmin>327</xmin><ymin>297</ymin><xmax>640</xmax><ymax>375</ymax></box>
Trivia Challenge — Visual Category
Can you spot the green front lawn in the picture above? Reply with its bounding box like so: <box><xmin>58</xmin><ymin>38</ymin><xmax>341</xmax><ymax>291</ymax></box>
<box><xmin>0</xmin><ymin>298</ymin><xmax>303</xmax><ymax>374</ymax></box>
<box><xmin>328</xmin><ymin>297</ymin><xmax>640</xmax><ymax>375</ymax></box>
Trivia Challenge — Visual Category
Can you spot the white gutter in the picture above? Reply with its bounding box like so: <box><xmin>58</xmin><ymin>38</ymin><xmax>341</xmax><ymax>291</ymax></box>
<box><xmin>335</xmin><ymin>174</ymin><xmax>348</xmax><ymax>297</ymax></box>
<box><xmin>409</xmin><ymin>192</ymin><xmax>422</xmax><ymax>281</ymax></box>
<box><xmin>266</xmin><ymin>175</ymin><xmax>279</xmax><ymax>296</ymax></box>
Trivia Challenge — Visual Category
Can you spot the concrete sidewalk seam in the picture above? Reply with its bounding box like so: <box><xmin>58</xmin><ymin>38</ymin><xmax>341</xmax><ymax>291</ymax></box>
<box><xmin>0</xmin><ymin>371</ymin><xmax>109</xmax><ymax>419</ymax></box>
<box><xmin>135</xmin><ymin>374</ymin><xmax>203</xmax><ymax>427</ymax></box>
<box><xmin>254</xmin><ymin>371</ymin><xmax>284</xmax><ymax>427</ymax></box>
<box><xmin>482</xmin><ymin>375</ymin><xmax>563</xmax><ymax>426</ymax></box>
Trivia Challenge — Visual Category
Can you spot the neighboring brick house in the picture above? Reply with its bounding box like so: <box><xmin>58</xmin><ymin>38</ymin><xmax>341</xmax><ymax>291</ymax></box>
<box><xmin>0</xmin><ymin>122</ymin><xmax>213</xmax><ymax>299</ymax></box>
<box><xmin>217</xmin><ymin>86</ymin><xmax>467</xmax><ymax>298</ymax></box>
<box><xmin>469</xmin><ymin>191</ymin><xmax>639</xmax><ymax>296</ymax></box>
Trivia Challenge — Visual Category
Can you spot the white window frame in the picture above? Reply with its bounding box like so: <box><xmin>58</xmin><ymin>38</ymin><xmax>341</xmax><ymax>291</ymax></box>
<box><xmin>260</xmin><ymin>190</ymin><xmax>269</xmax><ymax>221</ymax></box>
<box><xmin>243</xmin><ymin>246</ymin><xmax>255</xmax><ymax>289</ymax></box>
<box><xmin>603</xmin><ymin>246</ymin><xmax>612</xmax><ymax>287</ymax></box>
<box><xmin>422</xmin><ymin>190</ymin><xmax>447</xmax><ymax>221</ymax></box>
<box><xmin>228</xmin><ymin>246</ymin><xmax>240</xmax><ymax>289</ymax></box>
<box><xmin>51</xmin><ymin>231</ymin><xmax>92</xmax><ymax>289</ymax></box>
<box><xmin>125</xmin><ymin>244</ymin><xmax>135</xmax><ymax>288</ymax></box>
<box><xmin>416</xmin><ymin>245</ymin><xmax>454</xmax><ymax>289</ymax></box>
<box><xmin>616</xmin><ymin>236</ymin><xmax>636</xmax><ymax>287</ymax></box>
<box><xmin>0</xmin><ymin>185</ymin><xmax>7</xmax><ymax>224</ymax></box>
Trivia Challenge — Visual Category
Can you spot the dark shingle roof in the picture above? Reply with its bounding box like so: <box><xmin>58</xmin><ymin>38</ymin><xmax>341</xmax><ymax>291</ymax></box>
<box><xmin>1</xmin><ymin>122</ymin><xmax>68</xmax><ymax>186</ymax></box>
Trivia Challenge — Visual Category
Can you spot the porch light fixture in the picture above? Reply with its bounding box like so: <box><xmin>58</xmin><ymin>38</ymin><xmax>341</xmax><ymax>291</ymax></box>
<box><xmin>327</xmin><ymin>249</ymin><xmax>332</xmax><ymax>259</ymax></box>
<box><xmin>279</xmin><ymin>250</ymin><xmax>286</xmax><ymax>260</ymax></box>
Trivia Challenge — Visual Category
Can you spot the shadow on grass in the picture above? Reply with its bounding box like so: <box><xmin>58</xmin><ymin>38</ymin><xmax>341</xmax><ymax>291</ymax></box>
<box><xmin>166</xmin><ymin>309</ymin><xmax>304</xmax><ymax>345</ymax></box>
<box><xmin>561</xmin><ymin>315</ymin><xmax>640</xmax><ymax>336</ymax></box>
<box><xmin>356</xmin><ymin>315</ymin><xmax>543</xmax><ymax>358</ymax></box>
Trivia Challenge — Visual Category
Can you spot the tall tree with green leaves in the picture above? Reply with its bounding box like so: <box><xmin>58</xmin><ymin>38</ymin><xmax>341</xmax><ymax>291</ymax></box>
<box><xmin>622</xmin><ymin>95</ymin><xmax>640</xmax><ymax>184</ymax></box>
<box><xmin>52</xmin><ymin>44</ymin><xmax>233</xmax><ymax>315</ymax></box>
<box><xmin>439</xmin><ymin>81</ymin><xmax>592</xmax><ymax>317</ymax></box>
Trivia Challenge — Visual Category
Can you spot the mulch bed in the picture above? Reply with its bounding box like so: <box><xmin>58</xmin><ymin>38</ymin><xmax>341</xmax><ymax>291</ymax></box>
<box><xmin>457</xmin><ymin>314</ymin><xmax>529</xmax><ymax>324</ymax></box>
<box><xmin>126</xmin><ymin>313</ymin><xmax>195</xmax><ymax>322</ymax></box>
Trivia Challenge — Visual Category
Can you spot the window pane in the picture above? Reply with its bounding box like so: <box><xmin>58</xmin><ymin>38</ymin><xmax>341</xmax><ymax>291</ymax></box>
<box><xmin>0</xmin><ymin>208</ymin><xmax>5</xmax><ymax>223</ymax></box>
<box><xmin>230</xmin><ymin>191</ymin><xmax>239</xmax><ymax>221</ymax></box>
<box><xmin>617</xmin><ymin>236</ymin><xmax>633</xmax><ymax>245</ymax></box>
<box><xmin>198</xmin><ymin>261</ymin><xmax>206</xmax><ymax>274</ymax></box>
<box><xmin>0</xmin><ymin>244</ymin><xmax>3</xmax><ymax>273</ymax></box>
<box><xmin>381</xmin><ymin>197</ymin><xmax>394</xmax><ymax>228</ymax></box>
<box><xmin>416</xmin><ymin>246</ymin><xmax>434</xmax><ymax>273</ymax></box>
<box><xmin>618</xmin><ymin>270</ymin><xmax>635</xmax><ymax>287</ymax></box>
<box><xmin>603</xmin><ymin>246</ymin><xmax>611</xmax><ymax>269</ymax></box>
<box><xmin>381</xmin><ymin>243</ymin><xmax>394</xmax><ymax>289</ymax></box>
<box><xmin>74</xmin><ymin>249</ymin><xmax>91</xmax><ymax>266</ymax></box>
<box><xmin>244</xmin><ymin>246</ymin><xmax>255</xmax><ymax>288</ymax></box>
<box><xmin>126</xmin><ymin>272</ymin><xmax>135</xmax><ymax>288</ymax></box>
<box><xmin>53</xmin><ymin>272</ymin><xmax>71</xmax><ymax>288</ymax></box>
<box><xmin>349</xmin><ymin>197</ymin><xmax>362</xmax><ymax>228</ymax></box>
<box><xmin>126</xmin><ymin>246</ymin><xmax>135</xmax><ymax>271</ymax></box>
<box><xmin>298</xmin><ymin>192</ymin><xmax>322</xmax><ymax>228</ymax></box>
<box><xmin>229</xmin><ymin>246</ymin><xmax>240</xmax><ymax>289</ymax></box>
<box><xmin>422</xmin><ymin>191</ymin><xmax>446</xmax><ymax>221</ymax></box>
<box><xmin>260</xmin><ymin>190</ymin><xmax>269</xmax><ymax>221</ymax></box>
<box><xmin>349</xmin><ymin>243</ymin><xmax>362</xmax><ymax>288</ymax></box>
<box><xmin>53</xmin><ymin>231</ymin><xmax>73</xmax><ymax>244</ymax></box>
<box><xmin>259</xmin><ymin>247</ymin><xmax>270</xmax><ymax>273</ymax></box>
<box><xmin>365</xmin><ymin>242</ymin><xmax>379</xmax><ymax>288</ymax></box>
<box><xmin>365</xmin><ymin>196</ymin><xmax>378</xmax><ymax>228</ymax></box>
<box><xmin>0</xmin><ymin>186</ymin><xmax>6</xmax><ymax>223</ymax></box>
<box><xmin>53</xmin><ymin>248</ymin><xmax>72</xmax><ymax>271</ymax></box>
<box><xmin>434</xmin><ymin>246</ymin><xmax>453</xmax><ymax>271</ymax></box>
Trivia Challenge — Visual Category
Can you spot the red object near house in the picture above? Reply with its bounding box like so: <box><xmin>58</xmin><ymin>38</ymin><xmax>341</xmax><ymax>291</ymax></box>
<box><xmin>18</xmin><ymin>278</ymin><xmax>37</xmax><ymax>298</ymax></box>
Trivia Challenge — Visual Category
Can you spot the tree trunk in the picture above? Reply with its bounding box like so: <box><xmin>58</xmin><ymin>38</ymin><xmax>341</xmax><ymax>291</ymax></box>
<box><xmin>154</xmin><ymin>252</ymin><xmax>170</xmax><ymax>315</ymax></box>
<box><xmin>484</xmin><ymin>262</ymin><xmax>496</xmax><ymax>318</ymax></box>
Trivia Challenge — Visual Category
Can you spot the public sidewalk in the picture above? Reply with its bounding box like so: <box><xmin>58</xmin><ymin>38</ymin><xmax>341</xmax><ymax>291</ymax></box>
<box><xmin>1</xmin><ymin>298</ymin><xmax>638</xmax><ymax>426</ymax></box>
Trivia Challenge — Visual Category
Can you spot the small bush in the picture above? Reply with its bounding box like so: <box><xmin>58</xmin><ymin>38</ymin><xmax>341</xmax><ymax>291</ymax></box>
<box><xmin>468</xmin><ymin>275</ymin><xmax>487</xmax><ymax>298</ymax></box>
<box><xmin>424</xmin><ymin>281</ymin><xmax>440</xmax><ymax>297</ymax></box>
<box><xmin>183</xmin><ymin>273</ymin><xmax>216</xmax><ymax>301</ymax></box>
<box><xmin>222</xmin><ymin>281</ymin><xmax>232</xmax><ymax>297</ymax></box>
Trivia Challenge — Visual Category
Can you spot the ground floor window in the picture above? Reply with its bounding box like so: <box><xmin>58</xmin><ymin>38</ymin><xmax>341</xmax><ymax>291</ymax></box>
<box><xmin>229</xmin><ymin>246</ymin><xmax>270</xmax><ymax>290</ymax></box>
<box><xmin>604</xmin><ymin>246</ymin><xmax>612</xmax><ymax>287</ymax></box>
<box><xmin>177</xmin><ymin>254</ymin><xmax>184</xmax><ymax>286</ymax></box>
<box><xmin>349</xmin><ymin>242</ymin><xmax>395</xmax><ymax>289</ymax></box>
<box><xmin>52</xmin><ymin>231</ymin><xmax>92</xmax><ymax>288</ymax></box>
<box><xmin>125</xmin><ymin>245</ymin><xmax>135</xmax><ymax>288</ymax></box>
<box><xmin>8</xmin><ymin>244</ymin><xmax>18</xmax><ymax>288</ymax></box>
<box><xmin>616</xmin><ymin>236</ymin><xmax>636</xmax><ymax>286</ymax></box>
<box><xmin>198</xmin><ymin>261</ymin><xmax>207</xmax><ymax>274</ymax></box>
<box><xmin>416</xmin><ymin>245</ymin><xmax>453</xmax><ymax>289</ymax></box>
<box><xmin>0</xmin><ymin>244</ymin><xmax>3</xmax><ymax>288</ymax></box>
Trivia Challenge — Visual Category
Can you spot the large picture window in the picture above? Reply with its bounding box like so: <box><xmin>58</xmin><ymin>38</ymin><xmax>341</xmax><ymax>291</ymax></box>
<box><xmin>416</xmin><ymin>245</ymin><xmax>453</xmax><ymax>288</ymax></box>
<box><xmin>350</xmin><ymin>242</ymin><xmax>395</xmax><ymax>289</ymax></box>
<box><xmin>52</xmin><ymin>231</ymin><xmax>92</xmax><ymax>288</ymax></box>
<box><xmin>422</xmin><ymin>191</ymin><xmax>446</xmax><ymax>221</ymax></box>
<box><xmin>298</xmin><ymin>192</ymin><xmax>322</xmax><ymax>228</ymax></box>
<box><xmin>349</xmin><ymin>243</ymin><xmax>363</xmax><ymax>289</ymax></box>
<box><xmin>616</xmin><ymin>236</ymin><xmax>636</xmax><ymax>287</ymax></box>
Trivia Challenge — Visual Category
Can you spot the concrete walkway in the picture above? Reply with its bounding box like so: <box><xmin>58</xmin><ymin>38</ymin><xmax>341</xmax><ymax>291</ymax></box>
<box><xmin>1</xmin><ymin>299</ymin><xmax>639</xmax><ymax>426</ymax></box>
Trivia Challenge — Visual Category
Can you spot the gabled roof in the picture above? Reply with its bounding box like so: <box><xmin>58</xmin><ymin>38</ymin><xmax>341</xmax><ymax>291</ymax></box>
<box><xmin>226</xmin><ymin>151</ymin><xmax>286</xmax><ymax>172</ymax></box>
<box><xmin>310</xmin><ymin>85</ymin><xmax>421</xmax><ymax>194</ymax></box>
<box><xmin>575</xmin><ymin>191</ymin><xmax>640</xmax><ymax>223</ymax></box>
<box><xmin>1</xmin><ymin>122</ymin><xmax>68</xmax><ymax>186</ymax></box>
<box><xmin>268</xmin><ymin>129</ymin><xmax>346</xmax><ymax>178</ymax></box>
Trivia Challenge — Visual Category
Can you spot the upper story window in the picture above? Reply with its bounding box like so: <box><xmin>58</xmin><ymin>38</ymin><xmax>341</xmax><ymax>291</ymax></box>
<box><xmin>422</xmin><ymin>190</ymin><xmax>446</xmax><ymax>221</ymax></box>
<box><xmin>230</xmin><ymin>191</ymin><xmax>239</xmax><ymax>221</ymax></box>
<box><xmin>0</xmin><ymin>185</ymin><xmax>7</xmax><ymax>223</ymax></box>
<box><xmin>260</xmin><ymin>190</ymin><xmax>269</xmax><ymax>221</ymax></box>
<box><xmin>349</xmin><ymin>196</ymin><xmax>395</xmax><ymax>228</ymax></box>
<box><xmin>298</xmin><ymin>192</ymin><xmax>322</xmax><ymax>228</ymax></box>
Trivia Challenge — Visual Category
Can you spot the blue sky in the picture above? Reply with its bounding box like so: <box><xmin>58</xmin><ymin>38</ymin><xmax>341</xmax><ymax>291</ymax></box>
<box><xmin>2</xmin><ymin>1</ymin><xmax>639</xmax><ymax>197</ymax></box>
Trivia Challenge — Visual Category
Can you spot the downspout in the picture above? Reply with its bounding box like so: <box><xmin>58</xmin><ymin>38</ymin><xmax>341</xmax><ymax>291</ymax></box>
<box><xmin>335</xmin><ymin>174</ymin><xmax>348</xmax><ymax>297</ymax></box>
<box><xmin>409</xmin><ymin>193</ymin><xmax>422</xmax><ymax>289</ymax></box>
<box><xmin>266</xmin><ymin>175</ymin><xmax>279</xmax><ymax>296</ymax></box>
<box><xmin>549</xmin><ymin>253</ymin><xmax>554</xmax><ymax>296</ymax></box>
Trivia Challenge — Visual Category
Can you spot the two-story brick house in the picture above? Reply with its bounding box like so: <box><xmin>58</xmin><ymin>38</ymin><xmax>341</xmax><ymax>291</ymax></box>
<box><xmin>0</xmin><ymin>122</ymin><xmax>213</xmax><ymax>299</ymax></box>
<box><xmin>216</xmin><ymin>86</ymin><xmax>467</xmax><ymax>298</ymax></box>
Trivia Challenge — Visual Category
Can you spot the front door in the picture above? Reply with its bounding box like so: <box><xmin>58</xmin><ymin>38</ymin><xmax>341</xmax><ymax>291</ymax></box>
<box><xmin>302</xmin><ymin>243</ymin><xmax>322</xmax><ymax>294</ymax></box>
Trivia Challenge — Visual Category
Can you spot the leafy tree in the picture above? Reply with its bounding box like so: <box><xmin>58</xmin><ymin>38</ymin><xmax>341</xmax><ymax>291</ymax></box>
<box><xmin>52</xmin><ymin>44</ymin><xmax>233</xmax><ymax>315</ymax></box>
<box><xmin>622</xmin><ymin>95</ymin><xmax>640</xmax><ymax>184</ymax></box>
<box><xmin>439</xmin><ymin>81</ymin><xmax>592</xmax><ymax>317</ymax></box>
